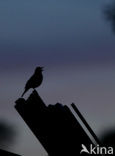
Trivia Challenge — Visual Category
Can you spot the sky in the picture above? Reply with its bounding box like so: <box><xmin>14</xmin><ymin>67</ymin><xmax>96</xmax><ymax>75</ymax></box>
<box><xmin>0</xmin><ymin>0</ymin><xmax>115</xmax><ymax>155</ymax></box>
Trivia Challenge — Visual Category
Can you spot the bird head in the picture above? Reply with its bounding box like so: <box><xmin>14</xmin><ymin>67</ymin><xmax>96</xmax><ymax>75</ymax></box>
<box><xmin>35</xmin><ymin>67</ymin><xmax>44</xmax><ymax>74</ymax></box>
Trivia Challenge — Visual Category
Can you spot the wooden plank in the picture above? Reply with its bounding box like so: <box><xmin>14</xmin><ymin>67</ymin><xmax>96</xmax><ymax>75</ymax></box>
<box><xmin>71</xmin><ymin>103</ymin><xmax>102</xmax><ymax>145</ymax></box>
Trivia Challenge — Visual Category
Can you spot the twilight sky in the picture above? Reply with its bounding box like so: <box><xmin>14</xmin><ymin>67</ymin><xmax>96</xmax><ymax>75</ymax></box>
<box><xmin>0</xmin><ymin>0</ymin><xmax>115</xmax><ymax>155</ymax></box>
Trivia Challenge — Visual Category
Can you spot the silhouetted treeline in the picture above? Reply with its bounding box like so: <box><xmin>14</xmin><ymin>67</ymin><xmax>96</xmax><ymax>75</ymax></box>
<box><xmin>101</xmin><ymin>128</ymin><xmax>115</xmax><ymax>147</ymax></box>
<box><xmin>0</xmin><ymin>121</ymin><xmax>16</xmax><ymax>148</ymax></box>
<box><xmin>104</xmin><ymin>1</ymin><xmax>115</xmax><ymax>33</ymax></box>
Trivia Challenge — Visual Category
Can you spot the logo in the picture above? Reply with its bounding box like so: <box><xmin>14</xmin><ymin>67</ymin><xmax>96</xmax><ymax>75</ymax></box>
<box><xmin>80</xmin><ymin>144</ymin><xmax>90</xmax><ymax>154</ymax></box>
<box><xmin>80</xmin><ymin>144</ymin><xmax>113</xmax><ymax>155</ymax></box>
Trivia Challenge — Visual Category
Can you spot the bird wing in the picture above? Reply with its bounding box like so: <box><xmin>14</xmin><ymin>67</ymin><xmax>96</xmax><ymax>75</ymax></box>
<box><xmin>25</xmin><ymin>75</ymin><xmax>34</xmax><ymax>90</ymax></box>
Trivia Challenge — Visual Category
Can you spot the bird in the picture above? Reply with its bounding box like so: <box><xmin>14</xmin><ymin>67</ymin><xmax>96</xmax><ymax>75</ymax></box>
<box><xmin>21</xmin><ymin>66</ymin><xmax>44</xmax><ymax>97</ymax></box>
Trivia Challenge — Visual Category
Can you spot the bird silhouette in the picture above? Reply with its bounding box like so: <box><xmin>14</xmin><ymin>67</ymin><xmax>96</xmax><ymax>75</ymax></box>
<box><xmin>21</xmin><ymin>67</ymin><xmax>44</xmax><ymax>97</ymax></box>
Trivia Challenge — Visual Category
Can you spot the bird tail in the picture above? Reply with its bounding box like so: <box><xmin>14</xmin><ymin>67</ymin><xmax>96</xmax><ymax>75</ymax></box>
<box><xmin>21</xmin><ymin>89</ymin><xmax>27</xmax><ymax>97</ymax></box>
